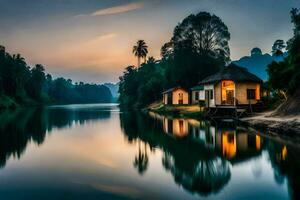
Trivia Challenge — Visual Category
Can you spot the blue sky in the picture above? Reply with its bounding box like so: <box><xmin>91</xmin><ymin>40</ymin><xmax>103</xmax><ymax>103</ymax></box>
<box><xmin>0</xmin><ymin>0</ymin><xmax>299</xmax><ymax>83</ymax></box>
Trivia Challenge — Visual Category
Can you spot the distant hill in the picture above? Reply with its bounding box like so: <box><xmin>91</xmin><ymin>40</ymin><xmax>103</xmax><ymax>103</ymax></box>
<box><xmin>233</xmin><ymin>48</ymin><xmax>287</xmax><ymax>81</ymax></box>
<box><xmin>104</xmin><ymin>83</ymin><xmax>119</xmax><ymax>100</ymax></box>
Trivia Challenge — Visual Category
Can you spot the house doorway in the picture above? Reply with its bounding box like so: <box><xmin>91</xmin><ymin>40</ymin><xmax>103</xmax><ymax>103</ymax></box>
<box><xmin>178</xmin><ymin>93</ymin><xmax>183</xmax><ymax>104</ymax></box>
<box><xmin>226</xmin><ymin>90</ymin><xmax>234</xmax><ymax>105</ymax></box>
<box><xmin>221</xmin><ymin>80</ymin><xmax>235</xmax><ymax>105</ymax></box>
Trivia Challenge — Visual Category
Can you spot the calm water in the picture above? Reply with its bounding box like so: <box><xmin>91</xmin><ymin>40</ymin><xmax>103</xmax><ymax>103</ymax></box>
<box><xmin>0</xmin><ymin>104</ymin><xmax>299</xmax><ymax>200</ymax></box>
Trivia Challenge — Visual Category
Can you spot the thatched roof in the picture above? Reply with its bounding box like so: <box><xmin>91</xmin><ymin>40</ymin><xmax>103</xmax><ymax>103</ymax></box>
<box><xmin>200</xmin><ymin>64</ymin><xmax>262</xmax><ymax>85</ymax></box>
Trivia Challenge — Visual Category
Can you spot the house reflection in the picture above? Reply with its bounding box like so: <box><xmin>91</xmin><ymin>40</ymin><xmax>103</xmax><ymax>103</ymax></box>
<box><xmin>154</xmin><ymin>113</ymin><xmax>263</xmax><ymax>161</ymax></box>
<box><xmin>163</xmin><ymin>118</ymin><xmax>189</xmax><ymax>138</ymax></box>
<box><xmin>221</xmin><ymin>131</ymin><xmax>237</xmax><ymax>159</ymax></box>
<box><xmin>193</xmin><ymin>125</ymin><xmax>262</xmax><ymax>161</ymax></box>
<box><xmin>121</xmin><ymin>112</ymin><xmax>300</xmax><ymax>199</ymax></box>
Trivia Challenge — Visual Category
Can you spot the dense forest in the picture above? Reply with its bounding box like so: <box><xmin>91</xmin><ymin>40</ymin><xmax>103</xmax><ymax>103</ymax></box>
<box><xmin>119</xmin><ymin>9</ymin><xmax>300</xmax><ymax>109</ymax></box>
<box><xmin>0</xmin><ymin>47</ymin><xmax>112</xmax><ymax>109</ymax></box>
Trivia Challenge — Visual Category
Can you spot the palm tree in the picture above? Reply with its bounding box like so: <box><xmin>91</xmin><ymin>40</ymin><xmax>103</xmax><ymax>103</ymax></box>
<box><xmin>132</xmin><ymin>40</ymin><xmax>148</xmax><ymax>68</ymax></box>
<box><xmin>147</xmin><ymin>56</ymin><xmax>156</xmax><ymax>64</ymax></box>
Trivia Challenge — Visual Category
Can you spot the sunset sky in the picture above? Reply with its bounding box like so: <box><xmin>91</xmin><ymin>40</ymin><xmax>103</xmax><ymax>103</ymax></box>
<box><xmin>0</xmin><ymin>0</ymin><xmax>299</xmax><ymax>83</ymax></box>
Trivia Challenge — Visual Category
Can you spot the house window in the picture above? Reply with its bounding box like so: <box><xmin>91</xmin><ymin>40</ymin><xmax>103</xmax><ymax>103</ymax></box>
<box><xmin>247</xmin><ymin>89</ymin><xmax>256</xmax><ymax>100</ymax></box>
<box><xmin>195</xmin><ymin>92</ymin><xmax>199</xmax><ymax>100</ymax></box>
<box><xmin>210</xmin><ymin>90</ymin><xmax>214</xmax><ymax>100</ymax></box>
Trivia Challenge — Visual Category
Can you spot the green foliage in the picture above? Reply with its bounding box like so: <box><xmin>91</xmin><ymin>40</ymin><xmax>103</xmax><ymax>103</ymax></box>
<box><xmin>267</xmin><ymin>8</ymin><xmax>300</xmax><ymax>97</ymax></box>
<box><xmin>26</xmin><ymin>64</ymin><xmax>46</xmax><ymax>101</ymax></box>
<box><xmin>119</xmin><ymin>60</ymin><xmax>164</xmax><ymax>108</ymax></box>
<box><xmin>0</xmin><ymin>46</ymin><xmax>112</xmax><ymax>107</ymax></box>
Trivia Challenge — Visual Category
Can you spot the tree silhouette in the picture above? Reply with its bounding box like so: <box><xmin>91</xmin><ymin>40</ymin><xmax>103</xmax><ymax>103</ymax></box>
<box><xmin>133</xmin><ymin>40</ymin><xmax>148</xmax><ymax>68</ymax></box>
<box><xmin>160</xmin><ymin>41</ymin><xmax>173</xmax><ymax>60</ymax></box>
<box><xmin>147</xmin><ymin>56</ymin><xmax>155</xmax><ymax>64</ymax></box>
<box><xmin>272</xmin><ymin>40</ymin><xmax>286</xmax><ymax>56</ymax></box>
<box><xmin>162</xmin><ymin>11</ymin><xmax>231</xmax><ymax>88</ymax></box>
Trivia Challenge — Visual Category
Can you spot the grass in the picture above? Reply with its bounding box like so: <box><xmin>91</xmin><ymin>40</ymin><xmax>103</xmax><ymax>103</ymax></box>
<box><xmin>145</xmin><ymin>101</ymin><xmax>205</xmax><ymax>118</ymax></box>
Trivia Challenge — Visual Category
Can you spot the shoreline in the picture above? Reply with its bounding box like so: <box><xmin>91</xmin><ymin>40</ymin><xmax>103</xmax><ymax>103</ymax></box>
<box><xmin>146</xmin><ymin>102</ymin><xmax>300</xmax><ymax>137</ymax></box>
<box><xmin>240</xmin><ymin>112</ymin><xmax>300</xmax><ymax>136</ymax></box>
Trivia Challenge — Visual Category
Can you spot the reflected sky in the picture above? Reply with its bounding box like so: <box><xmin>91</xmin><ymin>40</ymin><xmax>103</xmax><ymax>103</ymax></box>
<box><xmin>0</xmin><ymin>104</ymin><xmax>299</xmax><ymax>199</ymax></box>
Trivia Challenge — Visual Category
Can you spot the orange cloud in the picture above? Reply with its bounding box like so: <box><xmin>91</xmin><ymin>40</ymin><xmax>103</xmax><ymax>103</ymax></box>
<box><xmin>91</xmin><ymin>2</ymin><xmax>144</xmax><ymax>16</ymax></box>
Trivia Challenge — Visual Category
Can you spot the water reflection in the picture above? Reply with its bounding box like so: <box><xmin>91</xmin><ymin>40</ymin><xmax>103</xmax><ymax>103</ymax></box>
<box><xmin>0</xmin><ymin>105</ymin><xmax>299</xmax><ymax>199</ymax></box>
<box><xmin>120</xmin><ymin>111</ymin><xmax>300</xmax><ymax>199</ymax></box>
<box><xmin>267</xmin><ymin>143</ymin><xmax>300</xmax><ymax>200</ymax></box>
<box><xmin>0</xmin><ymin>105</ymin><xmax>111</xmax><ymax>168</ymax></box>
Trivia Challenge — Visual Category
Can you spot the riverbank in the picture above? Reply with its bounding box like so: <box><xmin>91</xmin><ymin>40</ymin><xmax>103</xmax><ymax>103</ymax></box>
<box><xmin>146</xmin><ymin>101</ymin><xmax>300</xmax><ymax>137</ymax></box>
<box><xmin>240</xmin><ymin>111</ymin><xmax>300</xmax><ymax>135</ymax></box>
<box><xmin>145</xmin><ymin>101</ymin><xmax>204</xmax><ymax>118</ymax></box>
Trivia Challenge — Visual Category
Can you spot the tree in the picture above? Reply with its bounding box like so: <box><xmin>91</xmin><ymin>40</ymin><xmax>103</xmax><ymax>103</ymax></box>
<box><xmin>147</xmin><ymin>56</ymin><xmax>155</xmax><ymax>64</ymax></box>
<box><xmin>272</xmin><ymin>40</ymin><xmax>286</xmax><ymax>56</ymax></box>
<box><xmin>165</xmin><ymin>12</ymin><xmax>230</xmax><ymax>88</ymax></box>
<box><xmin>132</xmin><ymin>40</ymin><xmax>148</xmax><ymax>68</ymax></box>
<box><xmin>291</xmin><ymin>8</ymin><xmax>300</xmax><ymax>36</ymax></box>
<box><xmin>27</xmin><ymin>64</ymin><xmax>46</xmax><ymax>100</ymax></box>
<box><xmin>251</xmin><ymin>47</ymin><xmax>262</xmax><ymax>56</ymax></box>
<box><xmin>267</xmin><ymin>8</ymin><xmax>300</xmax><ymax>97</ymax></box>
<box><xmin>118</xmin><ymin>66</ymin><xmax>139</xmax><ymax>107</ymax></box>
<box><xmin>172</xmin><ymin>12</ymin><xmax>230</xmax><ymax>62</ymax></box>
<box><xmin>160</xmin><ymin>41</ymin><xmax>174</xmax><ymax>60</ymax></box>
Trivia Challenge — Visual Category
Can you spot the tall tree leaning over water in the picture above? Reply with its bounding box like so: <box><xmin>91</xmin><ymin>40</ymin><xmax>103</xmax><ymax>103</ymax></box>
<box><xmin>133</xmin><ymin>40</ymin><xmax>148</xmax><ymax>68</ymax></box>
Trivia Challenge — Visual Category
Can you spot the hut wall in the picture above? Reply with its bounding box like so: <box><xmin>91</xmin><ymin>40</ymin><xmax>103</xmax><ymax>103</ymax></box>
<box><xmin>215</xmin><ymin>82</ymin><xmax>222</xmax><ymax>105</ymax></box>
<box><xmin>235</xmin><ymin>82</ymin><xmax>260</xmax><ymax>105</ymax></box>
<box><xmin>172</xmin><ymin>89</ymin><xmax>189</xmax><ymax>105</ymax></box>
<box><xmin>172</xmin><ymin>119</ymin><xmax>189</xmax><ymax>137</ymax></box>
<box><xmin>163</xmin><ymin>93</ymin><xmax>168</xmax><ymax>104</ymax></box>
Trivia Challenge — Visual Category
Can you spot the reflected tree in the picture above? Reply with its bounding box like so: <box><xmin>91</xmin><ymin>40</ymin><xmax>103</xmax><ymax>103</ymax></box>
<box><xmin>133</xmin><ymin>140</ymin><xmax>149</xmax><ymax>175</ymax></box>
<box><xmin>120</xmin><ymin>111</ymin><xmax>232</xmax><ymax>196</ymax></box>
<box><xmin>267</xmin><ymin>142</ymin><xmax>300</xmax><ymax>200</ymax></box>
<box><xmin>0</xmin><ymin>106</ymin><xmax>112</xmax><ymax>169</ymax></box>
<box><xmin>162</xmin><ymin>152</ymin><xmax>231</xmax><ymax>196</ymax></box>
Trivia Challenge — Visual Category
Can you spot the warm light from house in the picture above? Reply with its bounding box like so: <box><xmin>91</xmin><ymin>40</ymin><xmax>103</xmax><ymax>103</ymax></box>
<box><xmin>222</xmin><ymin>131</ymin><xmax>237</xmax><ymax>159</ymax></box>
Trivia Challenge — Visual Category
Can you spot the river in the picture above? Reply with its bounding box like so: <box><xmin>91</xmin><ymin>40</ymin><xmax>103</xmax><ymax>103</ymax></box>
<box><xmin>0</xmin><ymin>104</ymin><xmax>299</xmax><ymax>200</ymax></box>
